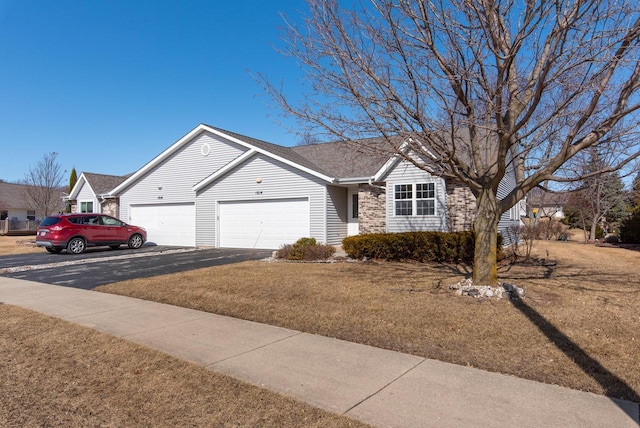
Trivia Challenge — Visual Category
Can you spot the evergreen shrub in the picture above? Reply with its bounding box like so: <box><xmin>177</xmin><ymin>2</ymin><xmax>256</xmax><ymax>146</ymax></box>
<box><xmin>342</xmin><ymin>231</ymin><xmax>503</xmax><ymax>263</ymax></box>
<box><xmin>277</xmin><ymin>237</ymin><xmax>336</xmax><ymax>261</ymax></box>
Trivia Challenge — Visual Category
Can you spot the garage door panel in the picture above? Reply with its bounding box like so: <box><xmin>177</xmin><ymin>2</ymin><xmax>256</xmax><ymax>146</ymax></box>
<box><xmin>130</xmin><ymin>203</ymin><xmax>195</xmax><ymax>247</ymax></box>
<box><xmin>219</xmin><ymin>198</ymin><xmax>310</xmax><ymax>249</ymax></box>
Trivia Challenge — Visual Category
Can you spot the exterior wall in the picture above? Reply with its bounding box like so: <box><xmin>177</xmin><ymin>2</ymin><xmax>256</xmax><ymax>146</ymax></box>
<box><xmin>76</xmin><ymin>181</ymin><xmax>99</xmax><ymax>213</ymax></box>
<box><xmin>118</xmin><ymin>131</ymin><xmax>247</xmax><ymax>224</ymax></box>
<box><xmin>384</xmin><ymin>160</ymin><xmax>447</xmax><ymax>233</ymax></box>
<box><xmin>0</xmin><ymin>209</ymin><xmax>38</xmax><ymax>234</ymax></box>
<box><xmin>445</xmin><ymin>182</ymin><xmax>476</xmax><ymax>232</ymax></box>
<box><xmin>196</xmin><ymin>153</ymin><xmax>329</xmax><ymax>247</ymax></box>
<box><xmin>358</xmin><ymin>184</ymin><xmax>386</xmax><ymax>234</ymax></box>
<box><xmin>326</xmin><ymin>185</ymin><xmax>348</xmax><ymax>245</ymax></box>
<box><xmin>496</xmin><ymin>163</ymin><xmax>522</xmax><ymax>246</ymax></box>
<box><xmin>5</xmin><ymin>209</ymin><xmax>28</xmax><ymax>221</ymax></box>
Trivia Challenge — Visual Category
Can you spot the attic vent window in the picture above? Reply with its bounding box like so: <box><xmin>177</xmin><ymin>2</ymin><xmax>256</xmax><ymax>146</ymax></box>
<box><xmin>201</xmin><ymin>143</ymin><xmax>211</xmax><ymax>156</ymax></box>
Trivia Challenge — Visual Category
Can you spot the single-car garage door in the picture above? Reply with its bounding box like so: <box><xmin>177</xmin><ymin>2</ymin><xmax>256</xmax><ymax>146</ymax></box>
<box><xmin>129</xmin><ymin>203</ymin><xmax>195</xmax><ymax>247</ymax></box>
<box><xmin>219</xmin><ymin>198</ymin><xmax>310</xmax><ymax>249</ymax></box>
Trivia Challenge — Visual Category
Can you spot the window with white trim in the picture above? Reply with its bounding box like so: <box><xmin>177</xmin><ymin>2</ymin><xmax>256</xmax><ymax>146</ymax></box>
<box><xmin>394</xmin><ymin>183</ymin><xmax>436</xmax><ymax>216</ymax></box>
<box><xmin>80</xmin><ymin>201</ymin><xmax>94</xmax><ymax>213</ymax></box>
<box><xmin>27</xmin><ymin>210</ymin><xmax>36</xmax><ymax>221</ymax></box>
<box><xmin>416</xmin><ymin>183</ymin><xmax>435</xmax><ymax>215</ymax></box>
<box><xmin>394</xmin><ymin>184</ymin><xmax>413</xmax><ymax>215</ymax></box>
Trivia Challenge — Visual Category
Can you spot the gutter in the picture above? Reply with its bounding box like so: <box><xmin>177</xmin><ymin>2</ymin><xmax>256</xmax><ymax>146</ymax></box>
<box><xmin>335</xmin><ymin>176</ymin><xmax>371</xmax><ymax>185</ymax></box>
<box><xmin>368</xmin><ymin>177</ymin><xmax>386</xmax><ymax>191</ymax></box>
<box><xmin>334</xmin><ymin>176</ymin><xmax>386</xmax><ymax>190</ymax></box>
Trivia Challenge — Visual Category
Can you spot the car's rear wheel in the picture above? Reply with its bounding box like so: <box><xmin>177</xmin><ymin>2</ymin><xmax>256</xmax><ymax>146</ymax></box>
<box><xmin>128</xmin><ymin>234</ymin><xmax>144</xmax><ymax>249</ymax></box>
<box><xmin>67</xmin><ymin>237</ymin><xmax>86</xmax><ymax>254</ymax></box>
<box><xmin>109</xmin><ymin>244</ymin><xmax>120</xmax><ymax>249</ymax></box>
<box><xmin>45</xmin><ymin>247</ymin><xmax>63</xmax><ymax>254</ymax></box>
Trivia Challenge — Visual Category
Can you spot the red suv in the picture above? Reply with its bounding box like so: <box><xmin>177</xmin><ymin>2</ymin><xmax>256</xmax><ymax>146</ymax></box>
<box><xmin>36</xmin><ymin>213</ymin><xmax>147</xmax><ymax>254</ymax></box>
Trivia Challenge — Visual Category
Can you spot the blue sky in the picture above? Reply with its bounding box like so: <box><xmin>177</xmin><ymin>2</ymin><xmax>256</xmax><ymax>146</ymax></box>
<box><xmin>0</xmin><ymin>0</ymin><xmax>308</xmax><ymax>183</ymax></box>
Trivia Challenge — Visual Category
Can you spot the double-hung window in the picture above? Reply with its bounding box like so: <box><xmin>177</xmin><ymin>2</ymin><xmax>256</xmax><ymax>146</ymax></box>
<box><xmin>394</xmin><ymin>184</ymin><xmax>413</xmax><ymax>215</ymax></box>
<box><xmin>80</xmin><ymin>201</ymin><xmax>94</xmax><ymax>213</ymax></box>
<box><xmin>416</xmin><ymin>183</ymin><xmax>435</xmax><ymax>215</ymax></box>
<box><xmin>394</xmin><ymin>183</ymin><xmax>436</xmax><ymax>216</ymax></box>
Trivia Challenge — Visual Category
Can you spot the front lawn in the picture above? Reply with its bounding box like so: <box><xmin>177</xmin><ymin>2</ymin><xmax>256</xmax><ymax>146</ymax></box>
<box><xmin>0</xmin><ymin>235</ymin><xmax>41</xmax><ymax>256</ymax></box>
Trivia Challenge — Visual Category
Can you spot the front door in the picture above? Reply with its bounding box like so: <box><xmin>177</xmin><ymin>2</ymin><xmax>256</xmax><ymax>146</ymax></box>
<box><xmin>347</xmin><ymin>188</ymin><xmax>359</xmax><ymax>236</ymax></box>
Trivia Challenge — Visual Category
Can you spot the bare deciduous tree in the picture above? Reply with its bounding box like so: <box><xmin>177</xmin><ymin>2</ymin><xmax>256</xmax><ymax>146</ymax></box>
<box><xmin>24</xmin><ymin>152</ymin><xmax>65</xmax><ymax>219</ymax></box>
<box><xmin>566</xmin><ymin>149</ymin><xmax>627</xmax><ymax>240</ymax></box>
<box><xmin>260</xmin><ymin>0</ymin><xmax>640</xmax><ymax>285</ymax></box>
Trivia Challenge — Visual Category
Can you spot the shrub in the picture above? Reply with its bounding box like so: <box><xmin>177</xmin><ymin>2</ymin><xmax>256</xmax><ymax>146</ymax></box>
<box><xmin>276</xmin><ymin>237</ymin><xmax>336</xmax><ymax>261</ymax></box>
<box><xmin>341</xmin><ymin>231</ymin><xmax>502</xmax><ymax>263</ymax></box>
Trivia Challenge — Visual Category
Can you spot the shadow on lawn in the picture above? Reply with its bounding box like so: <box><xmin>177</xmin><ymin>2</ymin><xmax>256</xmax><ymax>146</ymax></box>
<box><xmin>508</xmin><ymin>291</ymin><xmax>640</xmax><ymax>418</ymax></box>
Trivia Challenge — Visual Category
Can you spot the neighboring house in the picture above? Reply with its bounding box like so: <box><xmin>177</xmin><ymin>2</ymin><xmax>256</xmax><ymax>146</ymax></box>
<box><xmin>98</xmin><ymin>123</ymin><xmax>523</xmax><ymax>248</ymax></box>
<box><xmin>0</xmin><ymin>182</ymin><xmax>64</xmax><ymax>234</ymax></box>
<box><xmin>67</xmin><ymin>172</ymin><xmax>130</xmax><ymax>216</ymax></box>
<box><xmin>527</xmin><ymin>187</ymin><xmax>568</xmax><ymax>219</ymax></box>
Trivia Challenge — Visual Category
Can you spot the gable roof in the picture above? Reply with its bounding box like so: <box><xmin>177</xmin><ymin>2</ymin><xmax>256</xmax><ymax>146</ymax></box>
<box><xmin>111</xmin><ymin>123</ymin><xmax>488</xmax><ymax>197</ymax></box>
<box><xmin>0</xmin><ymin>182</ymin><xmax>66</xmax><ymax>212</ymax></box>
<box><xmin>207</xmin><ymin>126</ymin><xmax>336</xmax><ymax>178</ymax></box>
<box><xmin>69</xmin><ymin>172</ymin><xmax>131</xmax><ymax>199</ymax></box>
<box><xmin>291</xmin><ymin>137</ymin><xmax>394</xmax><ymax>179</ymax></box>
<box><xmin>0</xmin><ymin>182</ymin><xmax>32</xmax><ymax>209</ymax></box>
<box><xmin>83</xmin><ymin>172</ymin><xmax>130</xmax><ymax>195</ymax></box>
<box><xmin>111</xmin><ymin>124</ymin><xmax>341</xmax><ymax>195</ymax></box>
<box><xmin>528</xmin><ymin>187</ymin><xmax>570</xmax><ymax>207</ymax></box>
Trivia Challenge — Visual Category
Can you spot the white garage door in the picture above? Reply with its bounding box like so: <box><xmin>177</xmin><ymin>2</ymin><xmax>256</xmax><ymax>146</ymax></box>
<box><xmin>129</xmin><ymin>203</ymin><xmax>196</xmax><ymax>247</ymax></box>
<box><xmin>219</xmin><ymin>198</ymin><xmax>310</xmax><ymax>249</ymax></box>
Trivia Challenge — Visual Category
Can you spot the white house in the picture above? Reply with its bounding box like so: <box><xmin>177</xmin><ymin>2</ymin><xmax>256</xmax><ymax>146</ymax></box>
<box><xmin>91</xmin><ymin>124</ymin><xmax>523</xmax><ymax>248</ymax></box>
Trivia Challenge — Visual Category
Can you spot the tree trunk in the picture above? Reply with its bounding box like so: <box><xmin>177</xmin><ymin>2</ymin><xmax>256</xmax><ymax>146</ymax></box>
<box><xmin>590</xmin><ymin>218</ymin><xmax>598</xmax><ymax>241</ymax></box>
<box><xmin>472</xmin><ymin>189</ymin><xmax>501</xmax><ymax>286</ymax></box>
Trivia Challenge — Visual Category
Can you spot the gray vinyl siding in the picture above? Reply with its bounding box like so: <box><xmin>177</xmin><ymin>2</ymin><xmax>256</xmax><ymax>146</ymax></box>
<box><xmin>384</xmin><ymin>160</ymin><xmax>447</xmax><ymax>233</ymax></box>
<box><xmin>326</xmin><ymin>185</ymin><xmax>348</xmax><ymax>245</ymax></box>
<box><xmin>118</xmin><ymin>131</ymin><xmax>247</xmax><ymax>223</ymax></box>
<box><xmin>497</xmin><ymin>164</ymin><xmax>520</xmax><ymax>246</ymax></box>
<box><xmin>76</xmin><ymin>182</ymin><xmax>99</xmax><ymax>213</ymax></box>
<box><xmin>196</xmin><ymin>153</ymin><xmax>329</xmax><ymax>247</ymax></box>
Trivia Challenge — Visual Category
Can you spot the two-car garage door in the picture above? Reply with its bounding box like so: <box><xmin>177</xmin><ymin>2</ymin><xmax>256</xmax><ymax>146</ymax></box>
<box><xmin>129</xmin><ymin>203</ymin><xmax>196</xmax><ymax>247</ymax></box>
<box><xmin>128</xmin><ymin>198</ymin><xmax>310</xmax><ymax>249</ymax></box>
<box><xmin>219</xmin><ymin>198</ymin><xmax>310</xmax><ymax>249</ymax></box>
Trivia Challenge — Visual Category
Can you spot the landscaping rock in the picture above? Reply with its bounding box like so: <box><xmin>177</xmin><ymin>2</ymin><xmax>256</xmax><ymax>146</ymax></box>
<box><xmin>448</xmin><ymin>279</ymin><xmax>524</xmax><ymax>300</ymax></box>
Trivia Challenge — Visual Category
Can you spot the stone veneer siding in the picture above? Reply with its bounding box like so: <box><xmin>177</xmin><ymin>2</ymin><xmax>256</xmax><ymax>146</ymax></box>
<box><xmin>445</xmin><ymin>182</ymin><xmax>476</xmax><ymax>232</ymax></box>
<box><xmin>358</xmin><ymin>183</ymin><xmax>386</xmax><ymax>234</ymax></box>
<box><xmin>101</xmin><ymin>198</ymin><xmax>119</xmax><ymax>218</ymax></box>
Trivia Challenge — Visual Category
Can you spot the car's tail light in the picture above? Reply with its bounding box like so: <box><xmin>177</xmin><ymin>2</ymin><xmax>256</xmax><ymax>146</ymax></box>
<box><xmin>50</xmin><ymin>225</ymin><xmax>65</xmax><ymax>231</ymax></box>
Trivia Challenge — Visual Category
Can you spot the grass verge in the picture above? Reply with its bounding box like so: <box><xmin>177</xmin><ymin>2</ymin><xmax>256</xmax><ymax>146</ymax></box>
<box><xmin>0</xmin><ymin>305</ymin><xmax>367</xmax><ymax>427</ymax></box>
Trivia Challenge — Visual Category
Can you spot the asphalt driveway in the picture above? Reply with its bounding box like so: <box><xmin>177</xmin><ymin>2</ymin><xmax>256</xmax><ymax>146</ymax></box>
<box><xmin>0</xmin><ymin>246</ymin><xmax>273</xmax><ymax>290</ymax></box>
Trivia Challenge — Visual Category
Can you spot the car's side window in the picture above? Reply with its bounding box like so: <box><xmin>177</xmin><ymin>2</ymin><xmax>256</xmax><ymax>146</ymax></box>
<box><xmin>101</xmin><ymin>216</ymin><xmax>122</xmax><ymax>226</ymax></box>
<box><xmin>86</xmin><ymin>216</ymin><xmax>100</xmax><ymax>225</ymax></box>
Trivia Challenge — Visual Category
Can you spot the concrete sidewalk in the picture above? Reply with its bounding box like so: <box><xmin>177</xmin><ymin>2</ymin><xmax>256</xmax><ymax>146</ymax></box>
<box><xmin>1</xmin><ymin>277</ymin><xmax>638</xmax><ymax>427</ymax></box>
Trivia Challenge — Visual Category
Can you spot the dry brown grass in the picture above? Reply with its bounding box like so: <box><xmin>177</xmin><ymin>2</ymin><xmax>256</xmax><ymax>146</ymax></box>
<box><xmin>0</xmin><ymin>235</ymin><xmax>41</xmax><ymax>256</ymax></box>
<box><xmin>0</xmin><ymin>305</ymin><xmax>368</xmax><ymax>427</ymax></box>
<box><xmin>98</xmin><ymin>235</ymin><xmax>640</xmax><ymax>402</ymax></box>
